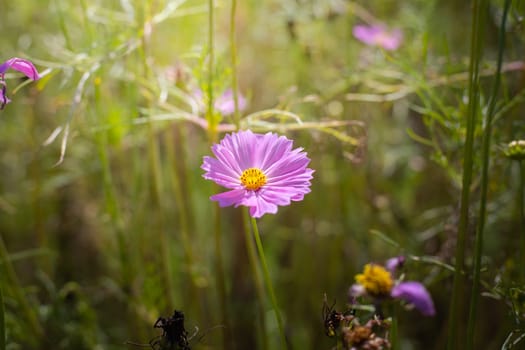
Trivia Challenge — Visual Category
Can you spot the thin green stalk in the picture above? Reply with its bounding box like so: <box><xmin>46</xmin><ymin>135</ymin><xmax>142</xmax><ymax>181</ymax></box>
<box><xmin>230</xmin><ymin>0</ymin><xmax>241</xmax><ymax>129</ymax></box>
<box><xmin>243</xmin><ymin>208</ymin><xmax>268</xmax><ymax>350</ymax></box>
<box><xmin>207</xmin><ymin>0</ymin><xmax>217</xmax><ymax>138</ymax></box>
<box><xmin>0</xmin><ymin>282</ymin><xmax>5</xmax><ymax>350</ymax></box>
<box><xmin>92</xmin><ymin>77</ymin><xmax>147</xmax><ymax>340</ymax></box>
<box><xmin>53</xmin><ymin>0</ymin><xmax>72</xmax><ymax>50</ymax></box>
<box><xmin>466</xmin><ymin>1</ymin><xmax>510</xmax><ymax>349</ymax></box>
<box><xmin>93</xmin><ymin>78</ymin><xmax>130</xmax><ymax>287</ymax></box>
<box><xmin>79</xmin><ymin>0</ymin><xmax>94</xmax><ymax>47</ymax></box>
<box><xmin>518</xmin><ymin>160</ymin><xmax>525</xmax><ymax>285</ymax></box>
<box><xmin>250</xmin><ymin>217</ymin><xmax>288</xmax><ymax>349</ymax></box>
<box><xmin>139</xmin><ymin>1</ymin><xmax>175</xmax><ymax>310</ymax></box>
<box><xmin>207</xmin><ymin>0</ymin><xmax>230</xmax><ymax>348</ymax></box>
<box><xmin>213</xmin><ymin>201</ymin><xmax>231</xmax><ymax>349</ymax></box>
<box><xmin>164</xmin><ymin>131</ymin><xmax>192</xmax><ymax>258</ymax></box>
<box><xmin>229</xmin><ymin>6</ymin><xmax>266</xmax><ymax>346</ymax></box>
<box><xmin>447</xmin><ymin>0</ymin><xmax>488</xmax><ymax>348</ymax></box>
<box><xmin>390</xmin><ymin>305</ymin><xmax>399</xmax><ymax>350</ymax></box>
<box><xmin>163</xmin><ymin>129</ymin><xmax>203</xmax><ymax>314</ymax></box>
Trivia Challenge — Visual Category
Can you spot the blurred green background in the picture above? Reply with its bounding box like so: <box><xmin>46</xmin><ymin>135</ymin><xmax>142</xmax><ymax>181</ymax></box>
<box><xmin>0</xmin><ymin>0</ymin><xmax>524</xmax><ymax>349</ymax></box>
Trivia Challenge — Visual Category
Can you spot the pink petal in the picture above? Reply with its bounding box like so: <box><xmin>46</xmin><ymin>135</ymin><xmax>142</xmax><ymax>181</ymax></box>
<box><xmin>210</xmin><ymin>189</ymin><xmax>247</xmax><ymax>207</ymax></box>
<box><xmin>391</xmin><ymin>281</ymin><xmax>436</xmax><ymax>316</ymax></box>
<box><xmin>0</xmin><ymin>58</ymin><xmax>40</xmax><ymax>80</ymax></box>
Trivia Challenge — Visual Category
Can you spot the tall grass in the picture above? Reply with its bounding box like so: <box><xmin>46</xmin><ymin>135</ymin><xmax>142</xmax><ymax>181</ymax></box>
<box><xmin>466</xmin><ymin>0</ymin><xmax>511</xmax><ymax>349</ymax></box>
<box><xmin>447</xmin><ymin>0</ymin><xmax>488</xmax><ymax>348</ymax></box>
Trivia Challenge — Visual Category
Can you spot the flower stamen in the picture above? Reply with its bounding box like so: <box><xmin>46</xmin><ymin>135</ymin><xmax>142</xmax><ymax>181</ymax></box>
<box><xmin>240</xmin><ymin>167</ymin><xmax>267</xmax><ymax>191</ymax></box>
<box><xmin>355</xmin><ymin>264</ymin><xmax>393</xmax><ymax>297</ymax></box>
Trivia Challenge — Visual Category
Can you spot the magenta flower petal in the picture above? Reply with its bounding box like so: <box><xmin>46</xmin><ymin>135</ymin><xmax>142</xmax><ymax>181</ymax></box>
<box><xmin>391</xmin><ymin>281</ymin><xmax>436</xmax><ymax>316</ymax></box>
<box><xmin>210</xmin><ymin>189</ymin><xmax>247</xmax><ymax>207</ymax></box>
<box><xmin>214</xmin><ymin>89</ymin><xmax>247</xmax><ymax>115</ymax></box>
<box><xmin>348</xmin><ymin>284</ymin><xmax>366</xmax><ymax>298</ymax></box>
<box><xmin>353</xmin><ymin>25</ymin><xmax>383</xmax><ymax>46</ymax></box>
<box><xmin>202</xmin><ymin>130</ymin><xmax>313</xmax><ymax>218</ymax></box>
<box><xmin>249</xmin><ymin>194</ymin><xmax>279</xmax><ymax>218</ymax></box>
<box><xmin>0</xmin><ymin>58</ymin><xmax>40</xmax><ymax>80</ymax></box>
<box><xmin>0</xmin><ymin>57</ymin><xmax>40</xmax><ymax>109</ymax></box>
<box><xmin>386</xmin><ymin>256</ymin><xmax>406</xmax><ymax>273</ymax></box>
<box><xmin>352</xmin><ymin>24</ymin><xmax>402</xmax><ymax>51</ymax></box>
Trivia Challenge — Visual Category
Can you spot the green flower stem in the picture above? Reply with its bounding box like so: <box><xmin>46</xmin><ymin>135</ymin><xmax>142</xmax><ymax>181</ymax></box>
<box><xmin>243</xmin><ymin>209</ymin><xmax>268</xmax><ymax>350</ymax></box>
<box><xmin>0</xmin><ymin>281</ymin><xmax>5</xmax><ymax>350</ymax></box>
<box><xmin>518</xmin><ymin>160</ymin><xmax>525</xmax><ymax>285</ymax></box>
<box><xmin>229</xmin><ymin>5</ymin><xmax>265</xmax><ymax>345</ymax></box>
<box><xmin>139</xmin><ymin>2</ymin><xmax>175</xmax><ymax>310</ymax></box>
<box><xmin>213</xmin><ymin>200</ymin><xmax>231</xmax><ymax>350</ymax></box>
<box><xmin>163</xmin><ymin>128</ymin><xmax>206</xmax><ymax>321</ymax></box>
<box><xmin>466</xmin><ymin>1</ymin><xmax>510</xmax><ymax>349</ymax></box>
<box><xmin>206</xmin><ymin>0</ymin><xmax>217</xmax><ymax>138</ymax></box>
<box><xmin>390</xmin><ymin>311</ymin><xmax>399</xmax><ymax>350</ymax></box>
<box><xmin>207</xmin><ymin>0</ymin><xmax>230</xmax><ymax>348</ymax></box>
<box><xmin>447</xmin><ymin>0</ymin><xmax>487</xmax><ymax>348</ymax></box>
<box><xmin>230</xmin><ymin>0</ymin><xmax>241</xmax><ymax>129</ymax></box>
<box><xmin>250</xmin><ymin>216</ymin><xmax>288</xmax><ymax>349</ymax></box>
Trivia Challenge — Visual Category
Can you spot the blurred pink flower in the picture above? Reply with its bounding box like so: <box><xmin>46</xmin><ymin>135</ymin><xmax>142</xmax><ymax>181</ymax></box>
<box><xmin>0</xmin><ymin>57</ymin><xmax>40</xmax><ymax>109</ymax></box>
<box><xmin>352</xmin><ymin>24</ymin><xmax>403</xmax><ymax>51</ymax></box>
<box><xmin>214</xmin><ymin>89</ymin><xmax>247</xmax><ymax>115</ymax></box>
<box><xmin>193</xmin><ymin>88</ymin><xmax>247</xmax><ymax>116</ymax></box>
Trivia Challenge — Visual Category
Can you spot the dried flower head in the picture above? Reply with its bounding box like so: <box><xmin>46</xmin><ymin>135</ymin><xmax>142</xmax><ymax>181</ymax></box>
<box><xmin>341</xmin><ymin>316</ymin><xmax>391</xmax><ymax>350</ymax></box>
<box><xmin>202</xmin><ymin>130</ymin><xmax>314</xmax><ymax>218</ymax></box>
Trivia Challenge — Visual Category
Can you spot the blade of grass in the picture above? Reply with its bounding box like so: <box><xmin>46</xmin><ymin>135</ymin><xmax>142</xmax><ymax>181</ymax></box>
<box><xmin>0</xmin><ymin>282</ymin><xmax>4</xmax><ymax>350</ymax></box>
<box><xmin>466</xmin><ymin>1</ymin><xmax>511</xmax><ymax>349</ymax></box>
<box><xmin>207</xmin><ymin>1</ymin><xmax>231</xmax><ymax>348</ymax></box>
<box><xmin>230</xmin><ymin>0</ymin><xmax>241</xmax><ymax>129</ymax></box>
<box><xmin>447</xmin><ymin>0</ymin><xmax>488</xmax><ymax>348</ymax></box>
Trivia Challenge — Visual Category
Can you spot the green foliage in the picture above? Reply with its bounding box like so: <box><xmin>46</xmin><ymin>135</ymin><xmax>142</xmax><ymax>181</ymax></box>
<box><xmin>0</xmin><ymin>0</ymin><xmax>524</xmax><ymax>349</ymax></box>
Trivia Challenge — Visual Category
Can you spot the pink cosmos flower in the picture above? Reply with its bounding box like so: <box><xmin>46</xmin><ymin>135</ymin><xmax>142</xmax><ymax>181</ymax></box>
<box><xmin>201</xmin><ymin>130</ymin><xmax>314</xmax><ymax>218</ymax></box>
<box><xmin>0</xmin><ymin>57</ymin><xmax>40</xmax><ymax>109</ymax></box>
<box><xmin>352</xmin><ymin>24</ymin><xmax>403</xmax><ymax>51</ymax></box>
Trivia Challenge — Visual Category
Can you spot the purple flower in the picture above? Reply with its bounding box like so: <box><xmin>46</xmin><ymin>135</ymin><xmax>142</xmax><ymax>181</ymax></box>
<box><xmin>0</xmin><ymin>57</ymin><xmax>40</xmax><ymax>109</ymax></box>
<box><xmin>201</xmin><ymin>130</ymin><xmax>314</xmax><ymax>218</ymax></box>
<box><xmin>349</xmin><ymin>260</ymin><xmax>435</xmax><ymax>316</ymax></box>
<box><xmin>352</xmin><ymin>24</ymin><xmax>403</xmax><ymax>51</ymax></box>
<box><xmin>391</xmin><ymin>281</ymin><xmax>436</xmax><ymax>316</ymax></box>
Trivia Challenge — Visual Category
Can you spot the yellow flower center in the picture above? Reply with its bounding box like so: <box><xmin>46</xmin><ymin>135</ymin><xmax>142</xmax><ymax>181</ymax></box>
<box><xmin>240</xmin><ymin>167</ymin><xmax>267</xmax><ymax>191</ymax></box>
<box><xmin>355</xmin><ymin>264</ymin><xmax>393</xmax><ymax>296</ymax></box>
